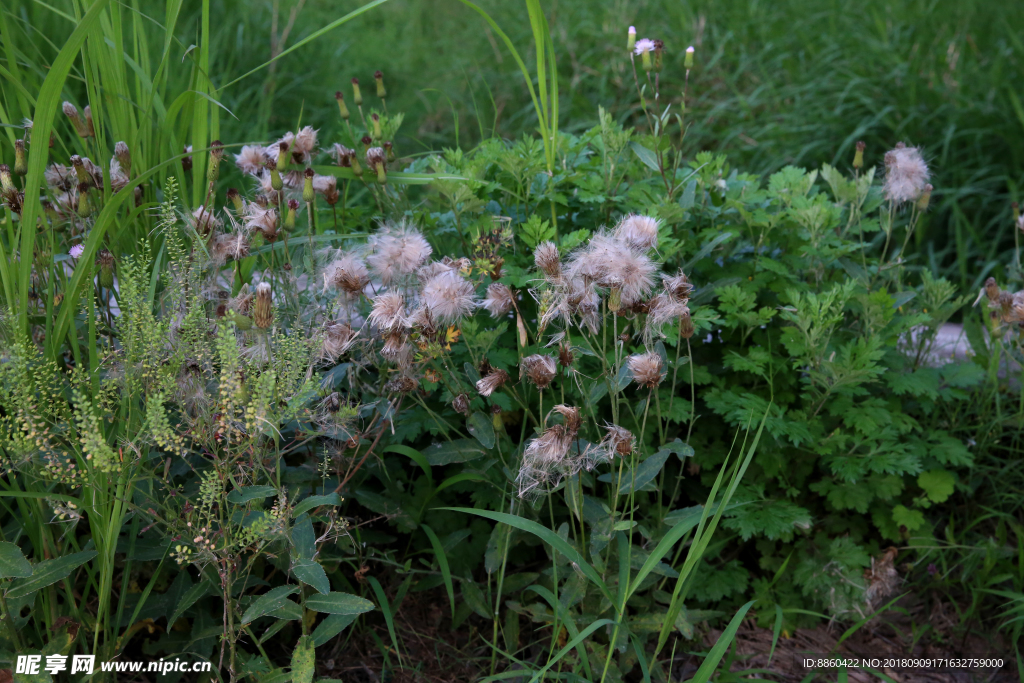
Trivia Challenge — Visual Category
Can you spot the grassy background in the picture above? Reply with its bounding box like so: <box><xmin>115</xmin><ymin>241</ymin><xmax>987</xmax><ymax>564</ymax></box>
<box><xmin>5</xmin><ymin>0</ymin><xmax>1024</xmax><ymax>290</ymax></box>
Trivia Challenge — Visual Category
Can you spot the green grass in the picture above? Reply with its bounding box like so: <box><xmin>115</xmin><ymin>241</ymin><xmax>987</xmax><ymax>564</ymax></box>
<box><xmin>4</xmin><ymin>0</ymin><xmax>1022</xmax><ymax>291</ymax></box>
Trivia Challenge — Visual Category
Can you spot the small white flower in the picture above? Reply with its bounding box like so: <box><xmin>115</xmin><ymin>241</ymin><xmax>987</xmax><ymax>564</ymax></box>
<box><xmin>634</xmin><ymin>38</ymin><xmax>656</xmax><ymax>55</ymax></box>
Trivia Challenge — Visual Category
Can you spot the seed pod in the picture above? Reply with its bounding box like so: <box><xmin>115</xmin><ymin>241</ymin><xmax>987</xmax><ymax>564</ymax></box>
<box><xmin>96</xmin><ymin>248</ymin><xmax>115</xmax><ymax>289</ymax></box>
<box><xmin>335</xmin><ymin>91</ymin><xmax>350</xmax><ymax>120</ymax></box>
<box><xmin>628</xmin><ymin>351</ymin><xmax>665</xmax><ymax>389</ymax></box>
<box><xmin>254</xmin><ymin>282</ymin><xmax>273</xmax><ymax>329</ymax></box>
<box><xmin>521</xmin><ymin>354</ymin><xmax>557</xmax><ymax>390</ymax></box>
<box><xmin>679</xmin><ymin>310</ymin><xmax>695</xmax><ymax>339</ymax></box>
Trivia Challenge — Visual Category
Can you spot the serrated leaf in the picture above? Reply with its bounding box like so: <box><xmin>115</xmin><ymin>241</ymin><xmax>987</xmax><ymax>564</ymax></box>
<box><xmin>422</xmin><ymin>438</ymin><xmax>486</xmax><ymax>465</ymax></box>
<box><xmin>305</xmin><ymin>592</ymin><xmax>375</xmax><ymax>615</ymax></box>
<box><xmin>292</xmin><ymin>559</ymin><xmax>330</xmax><ymax>595</ymax></box>
<box><xmin>0</xmin><ymin>542</ymin><xmax>32</xmax><ymax>578</ymax></box>
<box><xmin>169</xmin><ymin>579</ymin><xmax>213</xmax><ymax>626</ymax></box>
<box><xmin>291</xmin><ymin>635</ymin><xmax>315</xmax><ymax>683</ymax></box>
<box><xmin>918</xmin><ymin>469</ymin><xmax>955</xmax><ymax>503</ymax></box>
<box><xmin>241</xmin><ymin>586</ymin><xmax>300</xmax><ymax>624</ymax></box>
<box><xmin>227</xmin><ymin>485</ymin><xmax>278</xmax><ymax>504</ymax></box>
<box><xmin>291</xmin><ymin>514</ymin><xmax>316</xmax><ymax>559</ymax></box>
<box><xmin>7</xmin><ymin>551</ymin><xmax>97</xmax><ymax>599</ymax></box>
<box><xmin>892</xmin><ymin>505</ymin><xmax>926</xmax><ymax>532</ymax></box>
<box><xmin>466</xmin><ymin>412</ymin><xmax>496</xmax><ymax>449</ymax></box>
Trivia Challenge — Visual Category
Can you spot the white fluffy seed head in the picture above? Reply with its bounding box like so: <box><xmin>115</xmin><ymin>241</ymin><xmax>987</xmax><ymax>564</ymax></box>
<box><xmin>324</xmin><ymin>251</ymin><xmax>369</xmax><ymax>295</ymax></box>
<box><xmin>521</xmin><ymin>354</ymin><xmax>557</xmax><ymax>389</ymax></box>
<box><xmin>235</xmin><ymin>145</ymin><xmax>267</xmax><ymax>175</ymax></box>
<box><xmin>882</xmin><ymin>143</ymin><xmax>930</xmax><ymax>204</ymax></box>
<box><xmin>614</xmin><ymin>214</ymin><xmax>660</xmax><ymax>251</ymax></box>
<box><xmin>422</xmin><ymin>269</ymin><xmax>477</xmax><ymax>324</ymax></box>
<box><xmin>366</xmin><ymin>222</ymin><xmax>433</xmax><ymax>285</ymax></box>
<box><xmin>628</xmin><ymin>351</ymin><xmax>665</xmax><ymax>388</ymax></box>
<box><xmin>367</xmin><ymin>292</ymin><xmax>406</xmax><ymax>332</ymax></box>
<box><xmin>482</xmin><ymin>282</ymin><xmax>514</xmax><ymax>318</ymax></box>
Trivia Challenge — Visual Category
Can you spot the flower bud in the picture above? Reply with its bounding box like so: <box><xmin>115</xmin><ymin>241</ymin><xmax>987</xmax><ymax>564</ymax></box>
<box><xmin>680</xmin><ymin>310</ymin><xmax>694</xmax><ymax>339</ymax></box>
<box><xmin>350</xmin><ymin>153</ymin><xmax>363</xmax><ymax>178</ymax></box>
<box><xmin>853</xmin><ymin>140</ymin><xmax>865</xmax><ymax>170</ymax></box>
<box><xmin>286</xmin><ymin>199</ymin><xmax>298</xmax><ymax>230</ymax></box>
<box><xmin>254</xmin><ymin>282</ymin><xmax>273</xmax><ymax>329</ymax></box>
<box><xmin>374</xmin><ymin>70</ymin><xmax>387</xmax><ymax>99</ymax></box>
<box><xmin>84</xmin><ymin>105</ymin><xmax>95</xmax><ymax>137</ymax></box>
<box><xmin>276</xmin><ymin>140</ymin><xmax>290</xmax><ymax>170</ymax></box>
<box><xmin>227</xmin><ymin>188</ymin><xmax>243</xmax><ymax>213</ymax></box>
<box><xmin>96</xmin><ymin>248</ymin><xmax>115</xmax><ymax>289</ymax></box>
<box><xmin>267</xmin><ymin>159</ymin><xmax>283</xmax><ymax>191</ymax></box>
<box><xmin>113</xmin><ymin>141</ymin><xmax>131</xmax><ymax>177</ymax></box>
<box><xmin>361</xmin><ymin>135</ymin><xmax>373</xmax><ymax>154</ymax></box>
<box><xmin>63</xmin><ymin>102</ymin><xmax>89</xmax><ymax>138</ymax></box>
<box><xmin>384</xmin><ymin>141</ymin><xmax>395</xmax><ymax>163</ymax></box>
<box><xmin>685</xmin><ymin>45</ymin><xmax>695</xmax><ymax>69</ymax></box>
<box><xmin>302</xmin><ymin>168</ymin><xmax>315</xmax><ymax>203</ymax></box>
<box><xmin>351</xmin><ymin>77</ymin><xmax>362</xmax><ymax>106</ymax></box>
<box><xmin>76</xmin><ymin>184</ymin><xmax>93</xmax><ymax>218</ymax></box>
<box><xmin>335</xmin><ymin>91</ymin><xmax>350</xmax><ymax>120</ymax></box>
<box><xmin>627</xmin><ymin>26</ymin><xmax>636</xmax><ymax>52</ymax></box>
<box><xmin>366</xmin><ymin>147</ymin><xmax>387</xmax><ymax>185</ymax></box>
<box><xmin>70</xmin><ymin>155</ymin><xmax>89</xmax><ymax>185</ymax></box>
<box><xmin>371</xmin><ymin>113</ymin><xmax>382</xmax><ymax>140</ymax></box>
<box><xmin>0</xmin><ymin>165</ymin><xmax>13</xmax><ymax>193</ymax></box>
<box><xmin>916</xmin><ymin>183</ymin><xmax>933</xmax><ymax>212</ymax></box>
<box><xmin>641</xmin><ymin>48</ymin><xmax>653</xmax><ymax>72</ymax></box>
<box><xmin>652</xmin><ymin>40</ymin><xmax>664</xmax><ymax>73</ymax></box>
<box><xmin>13</xmin><ymin>140</ymin><xmax>27</xmax><ymax>176</ymax></box>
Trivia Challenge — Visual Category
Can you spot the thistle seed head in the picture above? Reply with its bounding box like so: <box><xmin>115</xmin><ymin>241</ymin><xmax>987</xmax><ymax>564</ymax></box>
<box><xmin>883</xmin><ymin>143</ymin><xmax>930</xmax><ymax>204</ymax></box>
<box><xmin>628</xmin><ymin>351</ymin><xmax>665</xmax><ymax>388</ymax></box>
<box><xmin>482</xmin><ymin>282</ymin><xmax>514</xmax><ymax>318</ymax></box>
<box><xmin>521</xmin><ymin>354</ymin><xmax>557</xmax><ymax>390</ymax></box>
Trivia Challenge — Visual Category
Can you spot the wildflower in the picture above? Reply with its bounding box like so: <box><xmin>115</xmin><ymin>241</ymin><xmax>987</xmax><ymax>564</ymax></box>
<box><xmin>517</xmin><ymin>405</ymin><xmax>582</xmax><ymax>497</ymax></box>
<box><xmin>235</xmin><ymin>145</ymin><xmax>267</xmax><ymax>174</ymax></box>
<box><xmin>320</xmin><ymin>322</ymin><xmax>356</xmax><ymax>361</ymax></box>
<box><xmin>422</xmin><ymin>269</ymin><xmax>477</xmax><ymax>323</ymax></box>
<box><xmin>367</xmin><ymin>292</ymin><xmax>406</xmax><ymax>332</ymax></box>
<box><xmin>324</xmin><ymin>251</ymin><xmax>369</xmax><ymax>295</ymax></box>
<box><xmin>96</xmin><ymin>249</ymin><xmax>115</xmax><ymax>289</ymax></box>
<box><xmin>366</xmin><ymin>146</ymin><xmax>387</xmax><ymax>184</ymax></box>
<box><xmin>63</xmin><ymin>102</ymin><xmax>90</xmax><ymax>137</ymax></box>
<box><xmin>634</xmin><ymin>38</ymin><xmax>656</xmax><ymax>71</ymax></box>
<box><xmin>614</xmin><ymin>213</ymin><xmax>660</xmax><ymax>251</ymax></box>
<box><xmin>452</xmin><ymin>393</ymin><xmax>470</xmax><ymax>415</ymax></box>
<box><xmin>627</xmin><ymin>26</ymin><xmax>636</xmax><ymax>52</ymax></box>
<box><xmin>366</xmin><ymin>223</ymin><xmax>433</xmax><ymax>285</ymax></box>
<box><xmin>254</xmin><ymin>282</ymin><xmax>274</xmax><ymax>329</ymax></box>
<box><xmin>407</xmin><ymin>305</ymin><xmax>439</xmax><ymax>338</ymax></box>
<box><xmin>482</xmin><ymin>282</ymin><xmax>514</xmax><ymax>318</ymax></box>
<box><xmin>13</xmin><ymin>140</ymin><xmax>26</xmax><ymax>176</ymax></box>
<box><xmin>189</xmin><ymin>206</ymin><xmax>221</xmax><ymax>236</ymax></box>
<box><xmin>534</xmin><ymin>241</ymin><xmax>562</xmax><ymax>281</ymax></box>
<box><xmin>646</xmin><ymin>293</ymin><xmax>690</xmax><ymax>340</ymax></box>
<box><xmin>521</xmin><ymin>354</ymin><xmax>557</xmax><ymax>390</ymax></box>
<box><xmin>335</xmin><ymin>91</ymin><xmax>350</xmax><ymax>120</ymax></box>
<box><xmin>313</xmin><ymin>174</ymin><xmax>337</xmax><ymax>197</ymax></box>
<box><xmin>69</xmin><ymin>244</ymin><xmax>85</xmax><ymax>259</ymax></box>
<box><xmin>557</xmin><ymin>342</ymin><xmax>574</xmax><ymax>368</ymax></box>
<box><xmin>882</xmin><ymin>142</ymin><xmax>930</xmax><ymax>204</ymax></box>
<box><xmin>628</xmin><ymin>351</ymin><xmax>665</xmax><ymax>388</ymax></box>
<box><xmin>476</xmin><ymin>368</ymin><xmax>510</xmax><ymax>397</ymax></box>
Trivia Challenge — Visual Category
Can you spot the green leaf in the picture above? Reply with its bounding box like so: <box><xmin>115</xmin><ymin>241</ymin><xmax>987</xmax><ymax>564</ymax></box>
<box><xmin>290</xmin><ymin>635</ymin><xmax>315</xmax><ymax>683</ymax></box>
<box><xmin>0</xmin><ymin>541</ymin><xmax>32</xmax><ymax>578</ymax></box>
<box><xmin>466</xmin><ymin>412</ymin><xmax>496</xmax><ymax>449</ymax></box>
<box><xmin>598</xmin><ymin>451</ymin><xmax>670</xmax><ymax>494</ymax></box>
<box><xmin>688</xmin><ymin>602</ymin><xmax>756</xmax><ymax>683</ymax></box>
<box><xmin>169</xmin><ymin>580</ymin><xmax>213</xmax><ymax>627</ymax></box>
<box><xmin>7</xmin><ymin>550</ymin><xmax>97</xmax><ymax>599</ymax></box>
<box><xmin>461</xmin><ymin>580</ymin><xmax>493</xmax><ymax>619</ymax></box>
<box><xmin>918</xmin><ymin>469</ymin><xmax>955</xmax><ymax>503</ymax></box>
<box><xmin>422</xmin><ymin>525</ymin><xmax>456</xmax><ymax>618</ymax></box>
<box><xmin>227</xmin><ymin>486</ymin><xmax>278</xmax><ymax>504</ymax></box>
<box><xmin>629</xmin><ymin>141</ymin><xmax>661</xmax><ymax>172</ymax></box>
<box><xmin>291</xmin><ymin>493</ymin><xmax>343</xmax><ymax>518</ymax></box>
<box><xmin>293</xmin><ymin>560</ymin><xmax>330</xmax><ymax>595</ymax></box>
<box><xmin>291</xmin><ymin>514</ymin><xmax>317</xmax><ymax>559</ymax></box>
<box><xmin>422</xmin><ymin>438</ymin><xmax>486</xmax><ymax>465</ymax></box>
<box><xmin>241</xmin><ymin>586</ymin><xmax>300</xmax><ymax>624</ymax></box>
<box><xmin>311</xmin><ymin>613</ymin><xmax>357</xmax><ymax>647</ymax></box>
<box><xmin>892</xmin><ymin>505</ymin><xmax>926</xmax><ymax>532</ymax></box>
<box><xmin>305</xmin><ymin>592</ymin><xmax>376</xmax><ymax>615</ymax></box>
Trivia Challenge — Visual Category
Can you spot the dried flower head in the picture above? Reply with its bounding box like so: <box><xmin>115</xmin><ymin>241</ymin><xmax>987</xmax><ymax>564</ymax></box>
<box><xmin>45</xmin><ymin>164</ymin><xmax>76</xmax><ymax>191</ymax></box>
<box><xmin>452</xmin><ymin>394</ymin><xmax>471</xmax><ymax>415</ymax></box>
<box><xmin>662</xmin><ymin>270</ymin><xmax>694</xmax><ymax>302</ymax></box>
<box><xmin>614</xmin><ymin>214</ymin><xmax>660</xmax><ymax>251</ymax></box>
<box><xmin>883</xmin><ymin>143</ymin><xmax>930</xmax><ymax>204</ymax></box>
<box><xmin>384</xmin><ymin>375</ymin><xmax>419</xmax><ymax>394</ymax></box>
<box><xmin>422</xmin><ymin>269</ymin><xmax>477</xmax><ymax>324</ymax></box>
<box><xmin>482</xmin><ymin>282</ymin><xmax>514</xmax><ymax>318</ymax></box>
<box><xmin>381</xmin><ymin>330</ymin><xmax>408</xmax><ymax>361</ymax></box>
<box><xmin>210</xmin><ymin>231</ymin><xmax>250</xmax><ymax>264</ymax></box>
<box><xmin>521</xmin><ymin>354</ymin><xmax>557</xmax><ymax>390</ymax></box>
<box><xmin>476</xmin><ymin>368</ymin><xmax>510</xmax><ymax>397</ymax></box>
<box><xmin>366</xmin><ymin>223</ymin><xmax>433</xmax><ymax>285</ymax></box>
<box><xmin>331</xmin><ymin>144</ymin><xmax>355</xmax><ymax>167</ymax></box>
<box><xmin>235</xmin><ymin>145</ymin><xmax>267</xmax><ymax>174</ymax></box>
<box><xmin>534</xmin><ymin>241</ymin><xmax>562</xmax><ymax>281</ymax></box>
<box><xmin>645</xmin><ymin>293</ymin><xmax>690</xmax><ymax>341</ymax></box>
<box><xmin>558</xmin><ymin>342</ymin><xmax>574</xmax><ymax>368</ymax></box>
<box><xmin>254</xmin><ymin>282</ymin><xmax>274</xmax><ymax>329</ymax></box>
<box><xmin>628</xmin><ymin>351</ymin><xmax>665</xmax><ymax>388</ymax></box>
<box><xmin>517</xmin><ymin>405</ymin><xmax>583</xmax><ymax>497</ymax></box>
<box><xmin>324</xmin><ymin>251</ymin><xmax>369</xmax><ymax>295</ymax></box>
<box><xmin>292</xmin><ymin>126</ymin><xmax>319</xmax><ymax>163</ymax></box>
<box><xmin>367</xmin><ymin>292</ymin><xmax>406</xmax><ymax>332</ymax></box>
<box><xmin>243</xmin><ymin>203</ymin><xmax>280</xmax><ymax>240</ymax></box>
<box><xmin>189</xmin><ymin>205</ymin><xmax>221</xmax><ymax>236</ymax></box>
<box><xmin>320</xmin><ymin>322</ymin><xmax>357</xmax><ymax>361</ymax></box>
<box><xmin>865</xmin><ymin>547</ymin><xmax>900</xmax><ymax>609</ymax></box>
<box><xmin>603</xmin><ymin>425</ymin><xmax>634</xmax><ymax>457</ymax></box>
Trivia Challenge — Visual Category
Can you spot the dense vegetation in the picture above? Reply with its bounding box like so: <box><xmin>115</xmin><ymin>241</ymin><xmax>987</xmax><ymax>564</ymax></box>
<box><xmin>0</xmin><ymin>1</ymin><xmax>1022</xmax><ymax>681</ymax></box>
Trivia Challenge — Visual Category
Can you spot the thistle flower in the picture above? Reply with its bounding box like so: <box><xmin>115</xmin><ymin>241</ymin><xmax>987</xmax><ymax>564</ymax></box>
<box><xmin>628</xmin><ymin>351</ymin><xmax>665</xmax><ymax>388</ymax></box>
<box><xmin>235</xmin><ymin>145</ymin><xmax>267</xmax><ymax>174</ymax></box>
<box><xmin>601</xmin><ymin>424</ymin><xmax>634</xmax><ymax>457</ymax></box>
<box><xmin>381</xmin><ymin>330</ymin><xmax>408</xmax><ymax>360</ymax></box>
<box><xmin>521</xmin><ymin>354</ymin><xmax>557</xmax><ymax>390</ymax></box>
<box><xmin>303</xmin><ymin>167</ymin><xmax>315</xmax><ymax>204</ymax></box>
<box><xmin>63</xmin><ymin>102</ymin><xmax>89</xmax><ymax>137</ymax></box>
<box><xmin>452</xmin><ymin>393</ymin><xmax>470</xmax><ymax>415</ymax></box>
<box><xmin>207</xmin><ymin>140</ymin><xmax>225</xmax><ymax>184</ymax></box>
<box><xmin>645</xmin><ymin>293</ymin><xmax>690</xmax><ymax>340</ymax></box>
<box><xmin>189</xmin><ymin>205</ymin><xmax>221</xmax><ymax>236</ymax></box>
<box><xmin>679</xmin><ymin>310</ymin><xmax>695</xmax><ymax>339</ymax></box>
<box><xmin>407</xmin><ymin>305</ymin><xmax>440</xmax><ymax>337</ymax></box>
<box><xmin>227</xmin><ymin>188</ymin><xmax>244</xmax><ymax>212</ymax></box>
<box><xmin>614</xmin><ymin>214</ymin><xmax>660</xmax><ymax>251</ymax></box>
<box><xmin>254</xmin><ymin>282</ymin><xmax>274</xmax><ymax>329</ymax></box>
<box><xmin>375</xmin><ymin>70</ymin><xmax>387</xmax><ymax>99</ymax></box>
<box><xmin>367</xmin><ymin>292</ymin><xmax>406</xmax><ymax>332</ymax></box>
<box><xmin>882</xmin><ymin>142</ymin><xmax>930</xmax><ymax>204</ymax></box>
<box><xmin>69</xmin><ymin>244</ymin><xmax>85</xmax><ymax>259</ymax></box>
<box><xmin>558</xmin><ymin>342</ymin><xmax>574</xmax><ymax>368</ymax></box>
<box><xmin>371</xmin><ymin>113</ymin><xmax>382</xmax><ymax>139</ymax></box>
<box><xmin>320</xmin><ymin>322</ymin><xmax>357</xmax><ymax>361</ymax></box>
<box><xmin>366</xmin><ymin>223</ymin><xmax>433</xmax><ymax>285</ymax></box>
<box><xmin>476</xmin><ymin>368</ymin><xmax>510</xmax><ymax>397</ymax></box>
<box><xmin>351</xmin><ymin>77</ymin><xmax>363</xmax><ymax>106</ymax></box>
<box><xmin>627</xmin><ymin>26</ymin><xmax>636</xmax><ymax>52</ymax></box>
<box><xmin>422</xmin><ymin>269</ymin><xmax>477</xmax><ymax>323</ymax></box>
<box><xmin>534</xmin><ymin>241</ymin><xmax>562</xmax><ymax>281</ymax></box>
<box><xmin>684</xmin><ymin>45</ymin><xmax>695</xmax><ymax>69</ymax></box>
<box><xmin>324</xmin><ymin>251</ymin><xmax>369</xmax><ymax>295</ymax></box>
<box><xmin>482</xmin><ymin>282</ymin><xmax>514</xmax><ymax>318</ymax></box>
<box><xmin>313</xmin><ymin>174</ymin><xmax>337</xmax><ymax>197</ymax></box>
<box><xmin>634</xmin><ymin>38</ymin><xmax>656</xmax><ymax>71</ymax></box>
<box><xmin>210</xmin><ymin>231</ymin><xmax>250</xmax><ymax>264</ymax></box>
